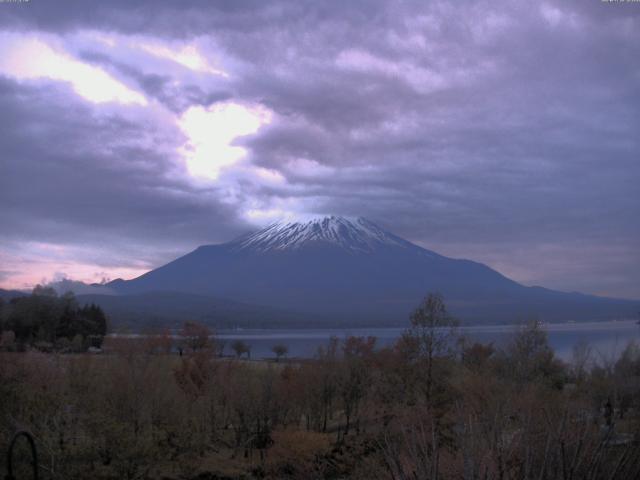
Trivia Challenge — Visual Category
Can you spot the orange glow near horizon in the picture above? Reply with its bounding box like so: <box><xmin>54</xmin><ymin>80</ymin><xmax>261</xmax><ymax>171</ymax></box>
<box><xmin>0</xmin><ymin>264</ymin><xmax>149</xmax><ymax>291</ymax></box>
<box><xmin>0</xmin><ymin>247</ymin><xmax>150</xmax><ymax>291</ymax></box>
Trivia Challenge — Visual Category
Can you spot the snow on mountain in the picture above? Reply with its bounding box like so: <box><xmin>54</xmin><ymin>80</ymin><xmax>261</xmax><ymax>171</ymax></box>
<box><xmin>231</xmin><ymin>215</ymin><xmax>411</xmax><ymax>253</ymax></box>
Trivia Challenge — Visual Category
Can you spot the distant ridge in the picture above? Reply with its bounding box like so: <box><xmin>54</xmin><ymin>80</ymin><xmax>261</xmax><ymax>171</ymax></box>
<box><xmin>0</xmin><ymin>288</ymin><xmax>28</xmax><ymax>301</ymax></box>
<box><xmin>105</xmin><ymin>215</ymin><xmax>637</xmax><ymax>326</ymax></box>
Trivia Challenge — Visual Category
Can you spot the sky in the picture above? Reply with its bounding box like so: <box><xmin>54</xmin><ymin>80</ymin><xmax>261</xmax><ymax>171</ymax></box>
<box><xmin>0</xmin><ymin>0</ymin><xmax>639</xmax><ymax>299</ymax></box>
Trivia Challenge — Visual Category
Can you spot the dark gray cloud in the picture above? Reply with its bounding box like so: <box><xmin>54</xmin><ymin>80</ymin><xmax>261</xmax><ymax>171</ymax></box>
<box><xmin>0</xmin><ymin>77</ymin><xmax>247</xmax><ymax>261</ymax></box>
<box><xmin>0</xmin><ymin>0</ymin><xmax>639</xmax><ymax>298</ymax></box>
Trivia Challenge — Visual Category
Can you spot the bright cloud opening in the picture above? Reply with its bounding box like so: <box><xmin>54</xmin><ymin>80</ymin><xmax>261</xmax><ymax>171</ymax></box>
<box><xmin>140</xmin><ymin>42</ymin><xmax>229</xmax><ymax>77</ymax></box>
<box><xmin>0</xmin><ymin>34</ymin><xmax>147</xmax><ymax>105</ymax></box>
<box><xmin>178</xmin><ymin>102</ymin><xmax>272</xmax><ymax>180</ymax></box>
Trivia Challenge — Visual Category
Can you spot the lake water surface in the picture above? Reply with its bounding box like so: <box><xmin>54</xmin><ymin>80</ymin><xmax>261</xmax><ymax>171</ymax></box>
<box><xmin>217</xmin><ymin>320</ymin><xmax>640</xmax><ymax>362</ymax></box>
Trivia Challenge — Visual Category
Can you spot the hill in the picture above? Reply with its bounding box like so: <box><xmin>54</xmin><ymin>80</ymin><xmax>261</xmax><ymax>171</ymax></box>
<box><xmin>76</xmin><ymin>291</ymin><xmax>316</xmax><ymax>330</ymax></box>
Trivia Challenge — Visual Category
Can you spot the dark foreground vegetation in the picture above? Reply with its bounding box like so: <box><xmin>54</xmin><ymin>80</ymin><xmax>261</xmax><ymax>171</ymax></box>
<box><xmin>1</xmin><ymin>294</ymin><xmax>639</xmax><ymax>479</ymax></box>
<box><xmin>0</xmin><ymin>286</ymin><xmax>107</xmax><ymax>352</ymax></box>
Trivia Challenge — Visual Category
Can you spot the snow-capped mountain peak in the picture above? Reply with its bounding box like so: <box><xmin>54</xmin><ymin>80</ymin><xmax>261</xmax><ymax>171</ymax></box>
<box><xmin>231</xmin><ymin>215</ymin><xmax>409</xmax><ymax>253</ymax></box>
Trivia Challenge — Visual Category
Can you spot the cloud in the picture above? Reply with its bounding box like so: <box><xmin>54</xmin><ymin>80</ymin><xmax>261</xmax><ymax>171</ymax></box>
<box><xmin>0</xmin><ymin>32</ymin><xmax>146</xmax><ymax>105</ymax></box>
<box><xmin>178</xmin><ymin>102</ymin><xmax>272</xmax><ymax>179</ymax></box>
<box><xmin>0</xmin><ymin>76</ymin><xmax>250</xmax><ymax>282</ymax></box>
<box><xmin>0</xmin><ymin>0</ymin><xmax>638</xmax><ymax>298</ymax></box>
<box><xmin>138</xmin><ymin>42</ymin><xmax>228</xmax><ymax>77</ymax></box>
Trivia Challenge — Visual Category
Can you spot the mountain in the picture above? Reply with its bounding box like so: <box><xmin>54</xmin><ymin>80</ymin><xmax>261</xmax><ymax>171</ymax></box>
<box><xmin>0</xmin><ymin>286</ymin><xmax>305</xmax><ymax>330</ymax></box>
<box><xmin>107</xmin><ymin>215</ymin><xmax>637</xmax><ymax>325</ymax></box>
<box><xmin>75</xmin><ymin>291</ymin><xmax>314</xmax><ymax>330</ymax></box>
<box><xmin>49</xmin><ymin>279</ymin><xmax>117</xmax><ymax>296</ymax></box>
<box><xmin>0</xmin><ymin>288</ymin><xmax>28</xmax><ymax>301</ymax></box>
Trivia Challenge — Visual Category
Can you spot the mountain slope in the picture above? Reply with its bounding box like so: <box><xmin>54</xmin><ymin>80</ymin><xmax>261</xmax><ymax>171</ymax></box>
<box><xmin>109</xmin><ymin>215</ymin><xmax>637</xmax><ymax>325</ymax></box>
<box><xmin>76</xmin><ymin>291</ymin><xmax>313</xmax><ymax>330</ymax></box>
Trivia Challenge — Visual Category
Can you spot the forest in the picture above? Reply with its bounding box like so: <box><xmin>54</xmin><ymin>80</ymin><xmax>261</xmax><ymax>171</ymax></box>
<box><xmin>1</xmin><ymin>294</ymin><xmax>639</xmax><ymax>479</ymax></box>
<box><xmin>0</xmin><ymin>286</ymin><xmax>108</xmax><ymax>353</ymax></box>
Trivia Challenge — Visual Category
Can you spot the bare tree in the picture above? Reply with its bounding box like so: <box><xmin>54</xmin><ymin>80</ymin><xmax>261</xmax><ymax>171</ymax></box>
<box><xmin>180</xmin><ymin>321</ymin><xmax>211</xmax><ymax>353</ymax></box>
<box><xmin>404</xmin><ymin>292</ymin><xmax>459</xmax><ymax>402</ymax></box>
<box><xmin>571</xmin><ymin>339</ymin><xmax>593</xmax><ymax>383</ymax></box>
<box><xmin>339</xmin><ymin>336</ymin><xmax>376</xmax><ymax>435</ymax></box>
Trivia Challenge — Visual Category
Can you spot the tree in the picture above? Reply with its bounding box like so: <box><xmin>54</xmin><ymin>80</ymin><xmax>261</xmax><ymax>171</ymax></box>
<box><xmin>0</xmin><ymin>297</ymin><xmax>5</xmax><ymax>333</ymax></box>
<box><xmin>339</xmin><ymin>336</ymin><xmax>376</xmax><ymax>435</ymax></box>
<box><xmin>461</xmin><ymin>340</ymin><xmax>495</xmax><ymax>372</ymax></box>
<box><xmin>501</xmin><ymin>320</ymin><xmax>564</xmax><ymax>386</ymax></box>
<box><xmin>180</xmin><ymin>321</ymin><xmax>211</xmax><ymax>353</ymax></box>
<box><xmin>614</xmin><ymin>341</ymin><xmax>640</xmax><ymax>419</ymax></box>
<box><xmin>271</xmin><ymin>343</ymin><xmax>288</xmax><ymax>362</ymax></box>
<box><xmin>231</xmin><ymin>339</ymin><xmax>250</xmax><ymax>359</ymax></box>
<box><xmin>32</xmin><ymin>284</ymin><xmax>58</xmax><ymax>297</ymax></box>
<box><xmin>571</xmin><ymin>339</ymin><xmax>593</xmax><ymax>383</ymax></box>
<box><xmin>404</xmin><ymin>293</ymin><xmax>459</xmax><ymax>402</ymax></box>
<box><xmin>71</xmin><ymin>333</ymin><xmax>84</xmax><ymax>352</ymax></box>
<box><xmin>310</xmin><ymin>337</ymin><xmax>339</xmax><ymax>432</ymax></box>
<box><xmin>3</xmin><ymin>291</ymin><xmax>107</xmax><ymax>349</ymax></box>
<box><xmin>80</xmin><ymin>303</ymin><xmax>108</xmax><ymax>337</ymax></box>
<box><xmin>143</xmin><ymin>328</ymin><xmax>173</xmax><ymax>355</ymax></box>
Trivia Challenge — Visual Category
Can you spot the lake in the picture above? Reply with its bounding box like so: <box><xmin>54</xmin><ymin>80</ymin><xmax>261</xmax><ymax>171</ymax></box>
<box><xmin>216</xmin><ymin>320</ymin><xmax>640</xmax><ymax>362</ymax></box>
